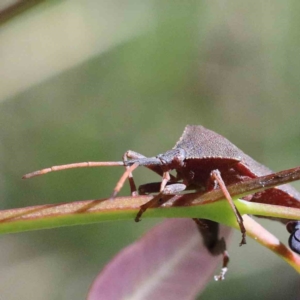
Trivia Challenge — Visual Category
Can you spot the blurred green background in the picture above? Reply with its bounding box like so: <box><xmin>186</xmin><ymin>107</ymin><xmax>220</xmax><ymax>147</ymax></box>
<box><xmin>1</xmin><ymin>1</ymin><xmax>300</xmax><ymax>299</ymax></box>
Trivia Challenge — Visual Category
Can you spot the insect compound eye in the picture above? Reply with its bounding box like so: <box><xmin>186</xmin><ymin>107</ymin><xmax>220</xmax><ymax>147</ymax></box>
<box><xmin>287</xmin><ymin>221</ymin><xmax>300</xmax><ymax>254</ymax></box>
<box><xmin>173</xmin><ymin>148</ymin><xmax>186</xmax><ymax>167</ymax></box>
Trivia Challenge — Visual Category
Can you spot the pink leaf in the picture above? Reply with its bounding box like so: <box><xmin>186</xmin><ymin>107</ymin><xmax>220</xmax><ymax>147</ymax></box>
<box><xmin>87</xmin><ymin>219</ymin><xmax>231</xmax><ymax>300</ymax></box>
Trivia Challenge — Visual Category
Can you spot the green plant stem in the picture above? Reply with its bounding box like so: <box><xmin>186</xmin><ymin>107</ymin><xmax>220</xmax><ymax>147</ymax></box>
<box><xmin>0</xmin><ymin>195</ymin><xmax>300</xmax><ymax>235</ymax></box>
<box><xmin>1</xmin><ymin>195</ymin><xmax>300</xmax><ymax>272</ymax></box>
<box><xmin>3</xmin><ymin>165</ymin><xmax>300</xmax><ymax>273</ymax></box>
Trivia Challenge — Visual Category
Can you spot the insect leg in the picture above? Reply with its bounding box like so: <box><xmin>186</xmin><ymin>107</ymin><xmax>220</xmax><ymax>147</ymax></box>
<box><xmin>210</xmin><ymin>170</ymin><xmax>246</xmax><ymax>246</ymax></box>
<box><xmin>138</xmin><ymin>182</ymin><xmax>197</xmax><ymax>195</ymax></box>
<box><xmin>123</xmin><ymin>150</ymin><xmax>176</xmax><ymax>196</ymax></box>
<box><xmin>123</xmin><ymin>151</ymin><xmax>143</xmax><ymax>196</ymax></box>
<box><xmin>111</xmin><ymin>162</ymin><xmax>140</xmax><ymax>198</ymax></box>
<box><xmin>135</xmin><ymin>182</ymin><xmax>187</xmax><ymax>222</ymax></box>
<box><xmin>193</xmin><ymin>219</ymin><xmax>229</xmax><ymax>281</ymax></box>
<box><xmin>123</xmin><ymin>150</ymin><xmax>177</xmax><ymax>195</ymax></box>
<box><xmin>138</xmin><ymin>182</ymin><xmax>162</xmax><ymax>194</ymax></box>
<box><xmin>160</xmin><ymin>172</ymin><xmax>171</xmax><ymax>191</ymax></box>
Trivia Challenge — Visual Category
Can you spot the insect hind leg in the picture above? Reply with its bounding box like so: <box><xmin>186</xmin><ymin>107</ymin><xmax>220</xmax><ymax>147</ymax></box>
<box><xmin>194</xmin><ymin>219</ymin><xmax>229</xmax><ymax>281</ymax></box>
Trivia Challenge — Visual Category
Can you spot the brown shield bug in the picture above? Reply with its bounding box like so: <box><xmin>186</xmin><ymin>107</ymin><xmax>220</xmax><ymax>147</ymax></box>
<box><xmin>23</xmin><ymin>125</ymin><xmax>300</xmax><ymax>280</ymax></box>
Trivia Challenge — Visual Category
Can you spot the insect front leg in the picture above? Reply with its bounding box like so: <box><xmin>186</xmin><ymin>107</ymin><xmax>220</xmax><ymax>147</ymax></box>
<box><xmin>123</xmin><ymin>151</ymin><xmax>144</xmax><ymax>196</ymax></box>
<box><xmin>210</xmin><ymin>170</ymin><xmax>246</xmax><ymax>246</ymax></box>
<box><xmin>123</xmin><ymin>150</ymin><xmax>177</xmax><ymax>196</ymax></box>
<box><xmin>135</xmin><ymin>176</ymin><xmax>187</xmax><ymax>222</ymax></box>
<box><xmin>193</xmin><ymin>219</ymin><xmax>229</xmax><ymax>281</ymax></box>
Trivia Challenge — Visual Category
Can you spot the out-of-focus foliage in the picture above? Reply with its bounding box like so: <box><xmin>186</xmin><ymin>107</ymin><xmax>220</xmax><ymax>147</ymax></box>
<box><xmin>88</xmin><ymin>220</ymin><xmax>231</xmax><ymax>300</ymax></box>
<box><xmin>1</xmin><ymin>1</ymin><xmax>300</xmax><ymax>299</ymax></box>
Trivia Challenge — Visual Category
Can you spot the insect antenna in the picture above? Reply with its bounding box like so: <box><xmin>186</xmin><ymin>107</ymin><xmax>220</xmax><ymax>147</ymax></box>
<box><xmin>22</xmin><ymin>161</ymin><xmax>125</xmax><ymax>179</ymax></box>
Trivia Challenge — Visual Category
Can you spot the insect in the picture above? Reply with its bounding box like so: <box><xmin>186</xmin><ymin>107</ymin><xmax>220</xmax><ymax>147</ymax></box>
<box><xmin>23</xmin><ymin>125</ymin><xmax>300</xmax><ymax>280</ymax></box>
<box><xmin>287</xmin><ymin>221</ymin><xmax>300</xmax><ymax>254</ymax></box>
